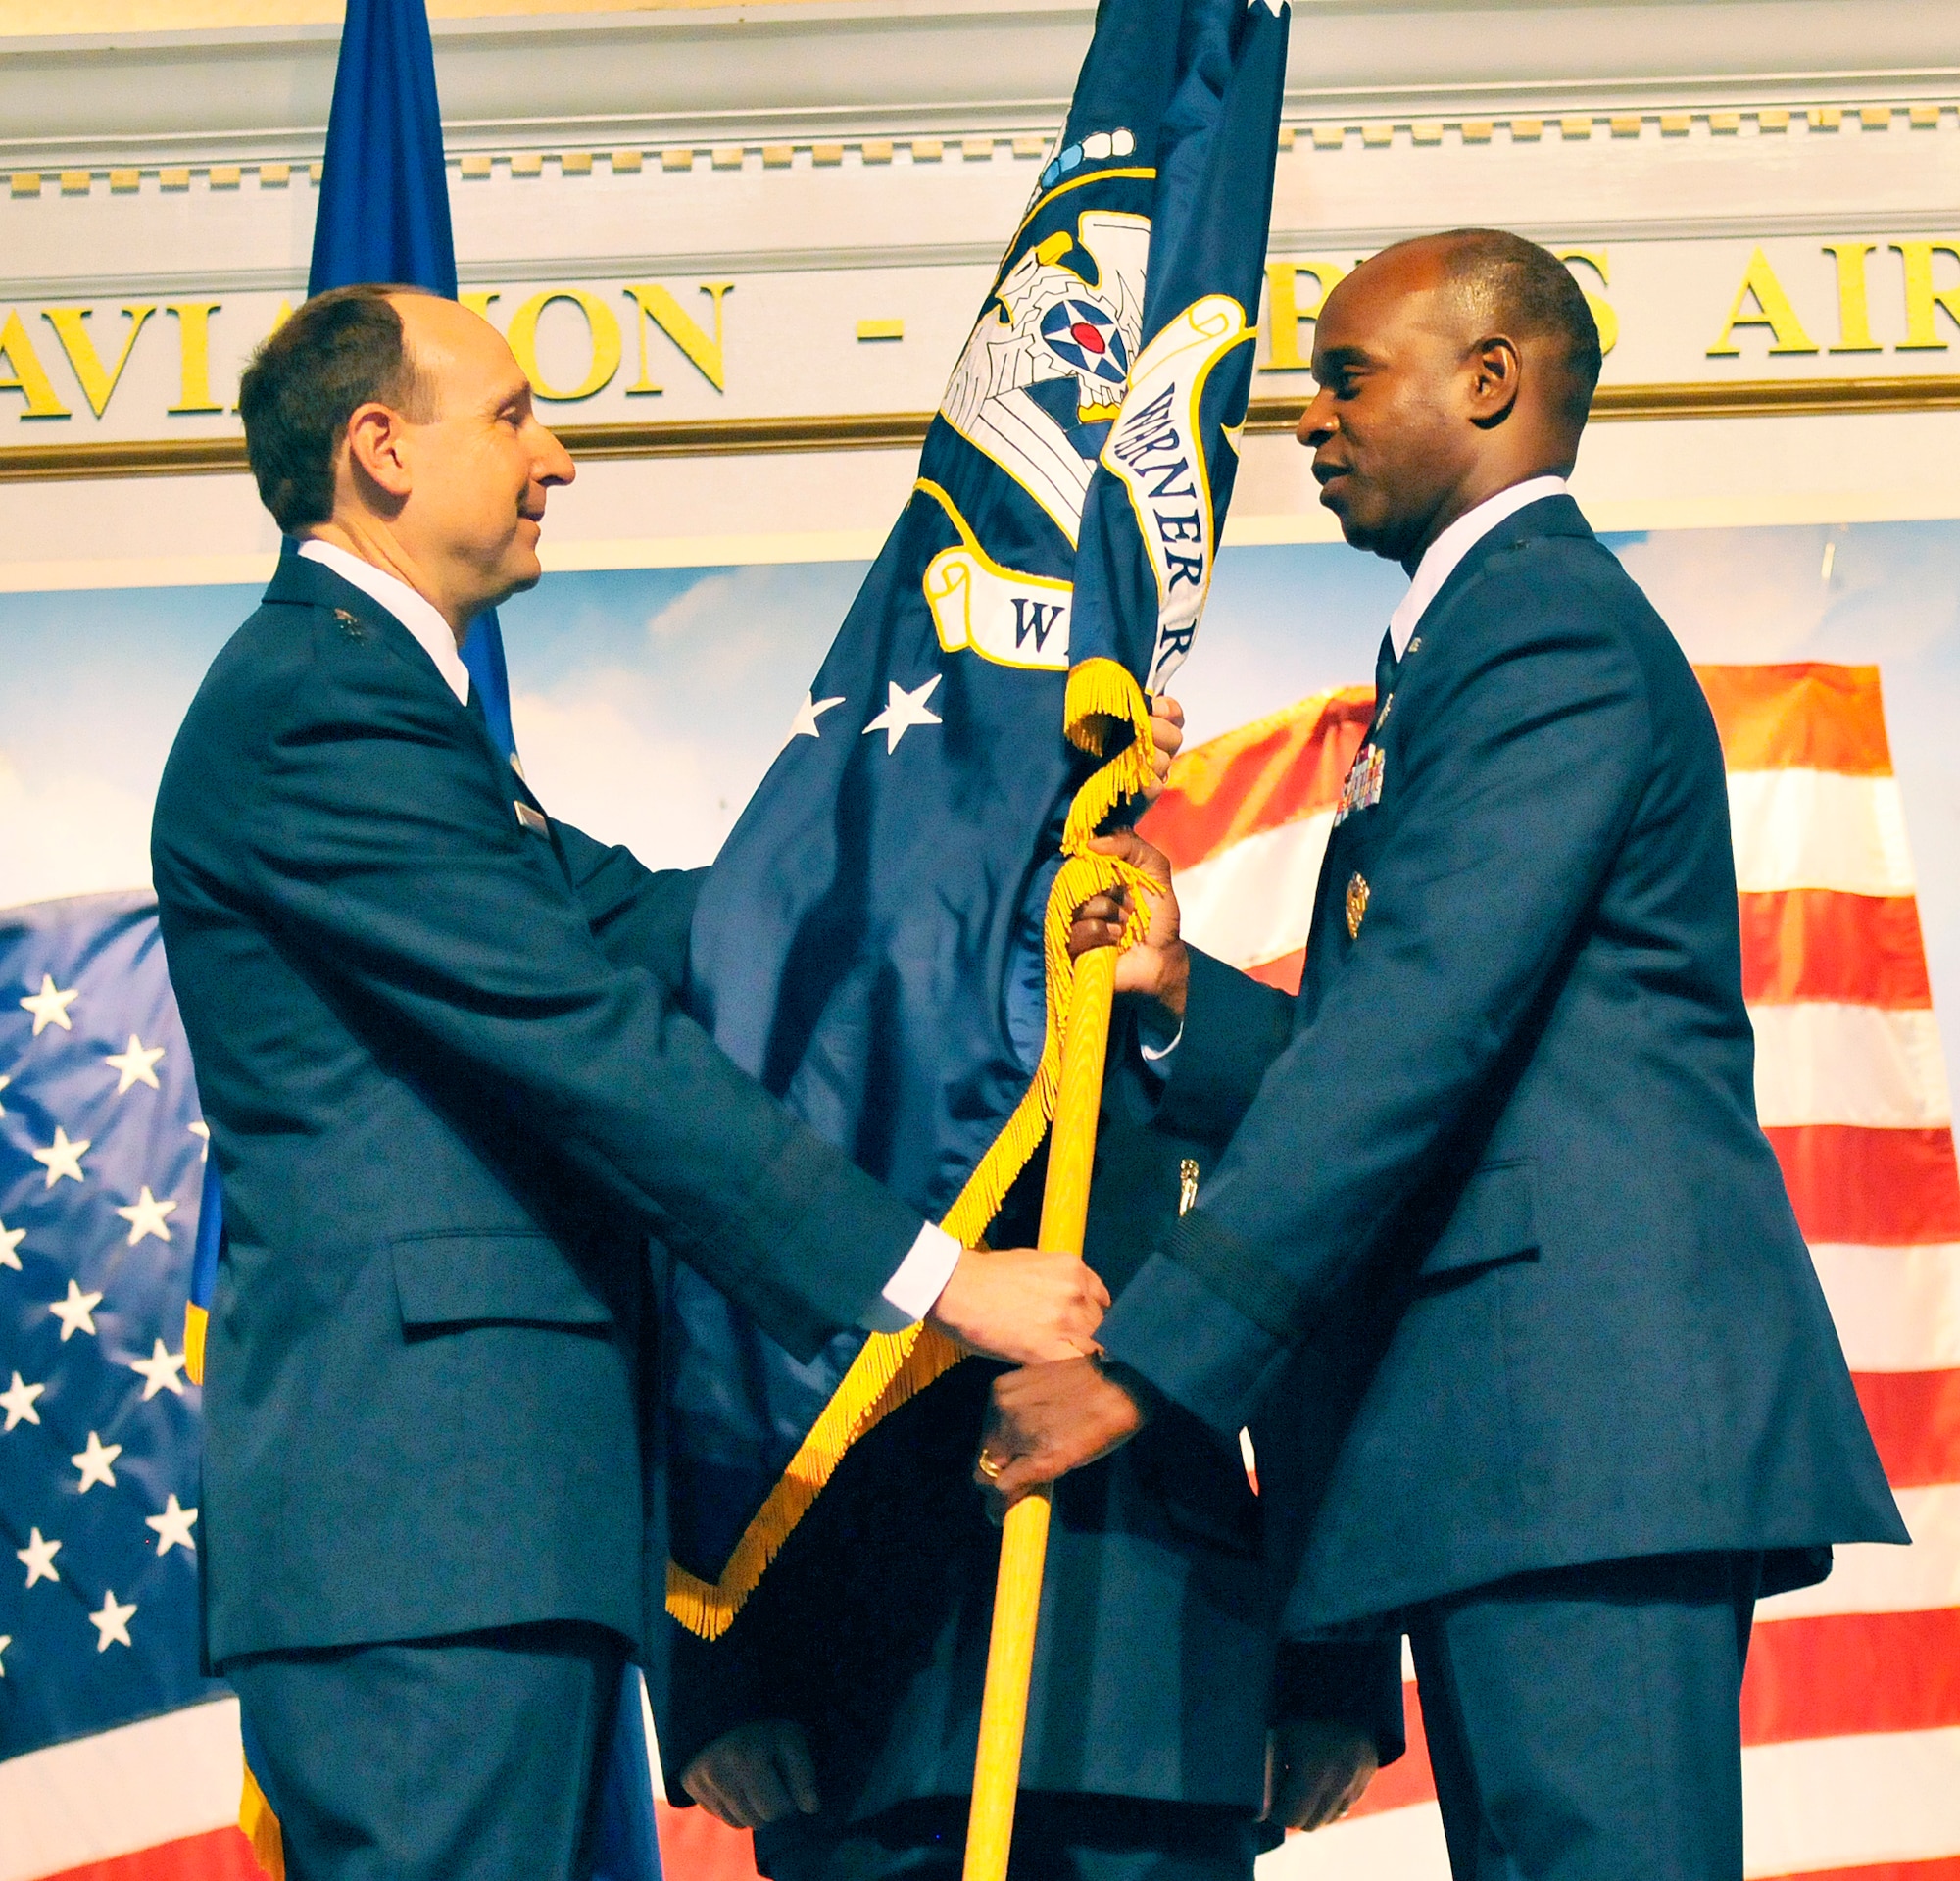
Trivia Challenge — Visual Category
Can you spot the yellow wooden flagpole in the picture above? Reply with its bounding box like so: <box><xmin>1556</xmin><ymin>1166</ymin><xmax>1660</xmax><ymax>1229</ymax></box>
<box><xmin>963</xmin><ymin>941</ymin><xmax>1121</xmax><ymax>1881</ymax></box>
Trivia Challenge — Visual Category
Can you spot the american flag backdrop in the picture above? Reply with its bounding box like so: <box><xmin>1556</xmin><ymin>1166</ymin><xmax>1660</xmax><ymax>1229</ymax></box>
<box><xmin>4</xmin><ymin>663</ymin><xmax>1952</xmax><ymax>1881</ymax></box>
<box><xmin>1136</xmin><ymin>662</ymin><xmax>1960</xmax><ymax>1881</ymax></box>
<box><xmin>0</xmin><ymin>891</ymin><xmax>260</xmax><ymax>1881</ymax></box>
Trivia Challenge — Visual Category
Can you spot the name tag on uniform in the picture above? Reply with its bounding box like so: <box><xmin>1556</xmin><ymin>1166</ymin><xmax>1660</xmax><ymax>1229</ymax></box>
<box><xmin>514</xmin><ymin>801</ymin><xmax>549</xmax><ymax>835</ymax></box>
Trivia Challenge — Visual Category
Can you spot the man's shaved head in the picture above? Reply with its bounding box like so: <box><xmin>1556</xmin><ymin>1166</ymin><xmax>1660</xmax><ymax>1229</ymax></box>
<box><xmin>1416</xmin><ymin>228</ymin><xmax>1603</xmax><ymax>432</ymax></box>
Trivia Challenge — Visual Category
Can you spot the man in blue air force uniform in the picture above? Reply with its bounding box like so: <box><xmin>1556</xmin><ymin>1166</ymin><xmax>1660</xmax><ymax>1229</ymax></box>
<box><xmin>149</xmin><ymin>284</ymin><xmax>1110</xmax><ymax>1881</ymax></box>
<box><xmin>986</xmin><ymin>231</ymin><xmax>1909</xmax><ymax>1881</ymax></box>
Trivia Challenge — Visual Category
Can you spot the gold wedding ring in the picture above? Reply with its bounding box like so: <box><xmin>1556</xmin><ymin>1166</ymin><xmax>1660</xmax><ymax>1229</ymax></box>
<box><xmin>976</xmin><ymin>1451</ymin><xmax>1004</xmax><ymax>1480</ymax></box>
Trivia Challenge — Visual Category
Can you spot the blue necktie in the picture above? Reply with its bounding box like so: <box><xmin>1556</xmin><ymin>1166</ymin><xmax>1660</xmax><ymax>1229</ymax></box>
<box><xmin>1374</xmin><ymin>628</ymin><xmax>1399</xmax><ymax>720</ymax></box>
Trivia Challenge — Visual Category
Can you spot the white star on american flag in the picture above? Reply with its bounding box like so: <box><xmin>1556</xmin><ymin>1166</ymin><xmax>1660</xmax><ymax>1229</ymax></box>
<box><xmin>20</xmin><ymin>973</ymin><xmax>79</xmax><ymax>1035</ymax></box>
<box><xmin>72</xmin><ymin>1429</ymin><xmax>122</xmax><ymax>1493</ymax></box>
<box><xmin>144</xmin><ymin>1495</ymin><xmax>198</xmax><ymax>1557</ymax></box>
<box><xmin>103</xmin><ymin>1035</ymin><xmax>166</xmax><ymax>1094</ymax></box>
<box><xmin>17</xmin><ymin>1527</ymin><xmax>61</xmax><ymax>1588</ymax></box>
<box><xmin>128</xmin><ymin>1340</ymin><xmax>187</xmax><ymax>1400</ymax></box>
<box><xmin>32</xmin><ymin>1125</ymin><xmax>89</xmax><ymax>1188</ymax></box>
<box><xmin>48</xmin><ymin>1278</ymin><xmax>103</xmax><ymax>1341</ymax></box>
<box><xmin>88</xmin><ymin>1591</ymin><xmax>136</xmax><ymax>1652</ymax></box>
<box><xmin>115</xmin><ymin>1187</ymin><xmax>177</xmax><ymax>1246</ymax></box>
<box><xmin>1</xmin><ymin>1370</ymin><xmax>44</xmax><ymax>1429</ymax></box>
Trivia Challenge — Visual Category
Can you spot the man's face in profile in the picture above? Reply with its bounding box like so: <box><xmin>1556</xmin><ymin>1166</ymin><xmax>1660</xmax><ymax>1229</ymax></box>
<box><xmin>387</xmin><ymin>295</ymin><xmax>571</xmax><ymax>611</ymax></box>
<box><xmin>1298</xmin><ymin>250</ymin><xmax>1481</xmax><ymax>568</ymax></box>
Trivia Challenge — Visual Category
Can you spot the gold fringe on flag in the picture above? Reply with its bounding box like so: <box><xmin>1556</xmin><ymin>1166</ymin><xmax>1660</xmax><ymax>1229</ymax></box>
<box><xmin>238</xmin><ymin>1757</ymin><xmax>286</xmax><ymax>1881</ymax></box>
<box><xmin>666</xmin><ymin>657</ymin><xmax>1159</xmax><ymax>1640</ymax></box>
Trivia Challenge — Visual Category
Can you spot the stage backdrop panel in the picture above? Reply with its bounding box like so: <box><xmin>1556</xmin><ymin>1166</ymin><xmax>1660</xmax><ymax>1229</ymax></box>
<box><xmin>5</xmin><ymin>519</ymin><xmax>1960</xmax><ymax>1881</ymax></box>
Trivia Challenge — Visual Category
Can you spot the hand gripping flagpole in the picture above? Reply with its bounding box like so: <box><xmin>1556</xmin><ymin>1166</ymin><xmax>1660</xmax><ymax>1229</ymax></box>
<box><xmin>963</xmin><ymin>938</ymin><xmax>1122</xmax><ymax>1881</ymax></box>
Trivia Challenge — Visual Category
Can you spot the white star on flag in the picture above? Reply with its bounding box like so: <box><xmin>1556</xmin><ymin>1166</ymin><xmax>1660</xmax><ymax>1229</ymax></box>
<box><xmin>862</xmin><ymin>674</ymin><xmax>944</xmax><ymax>752</ymax></box>
<box><xmin>72</xmin><ymin>1429</ymin><xmax>122</xmax><ymax>1493</ymax></box>
<box><xmin>0</xmin><ymin>1219</ymin><xmax>22</xmax><ymax>1270</ymax></box>
<box><xmin>145</xmin><ymin>1494</ymin><xmax>199</xmax><ymax>1557</ymax></box>
<box><xmin>788</xmin><ymin>692</ymin><xmax>846</xmax><ymax>744</ymax></box>
<box><xmin>0</xmin><ymin>1071</ymin><xmax>9</xmax><ymax>1111</ymax></box>
<box><xmin>190</xmin><ymin>1119</ymin><xmax>210</xmax><ymax>1161</ymax></box>
<box><xmin>20</xmin><ymin>973</ymin><xmax>79</xmax><ymax>1035</ymax></box>
<box><xmin>89</xmin><ymin>1590</ymin><xmax>136</xmax><ymax>1652</ymax></box>
<box><xmin>115</xmin><ymin>1186</ymin><xmax>177</xmax><ymax>1246</ymax></box>
<box><xmin>1</xmin><ymin>1371</ymin><xmax>44</xmax><ymax>1430</ymax></box>
<box><xmin>17</xmin><ymin>1527</ymin><xmax>60</xmax><ymax>1588</ymax></box>
<box><xmin>128</xmin><ymin>1339</ymin><xmax>187</xmax><ymax>1400</ymax></box>
<box><xmin>104</xmin><ymin>1034</ymin><xmax>167</xmax><ymax>1093</ymax></box>
<box><xmin>31</xmin><ymin>1125</ymin><xmax>89</xmax><ymax>1188</ymax></box>
<box><xmin>48</xmin><ymin>1278</ymin><xmax>103</xmax><ymax>1342</ymax></box>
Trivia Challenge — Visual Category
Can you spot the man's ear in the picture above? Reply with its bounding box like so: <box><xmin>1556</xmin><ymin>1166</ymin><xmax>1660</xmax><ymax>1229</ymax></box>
<box><xmin>342</xmin><ymin>402</ymin><xmax>415</xmax><ymax>505</ymax></box>
<box><xmin>1465</xmin><ymin>336</ymin><xmax>1522</xmax><ymax>429</ymax></box>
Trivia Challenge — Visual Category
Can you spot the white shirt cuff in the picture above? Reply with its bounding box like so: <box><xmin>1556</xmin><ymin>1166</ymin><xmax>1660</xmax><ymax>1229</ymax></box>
<box><xmin>1138</xmin><ymin>1014</ymin><xmax>1184</xmax><ymax>1066</ymax></box>
<box><xmin>861</xmin><ymin>1221</ymin><xmax>964</xmax><ymax>1332</ymax></box>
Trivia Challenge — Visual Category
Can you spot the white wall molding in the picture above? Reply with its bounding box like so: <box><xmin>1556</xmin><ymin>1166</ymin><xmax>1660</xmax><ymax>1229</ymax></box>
<box><xmin>4</xmin><ymin>0</ymin><xmax>1960</xmax><ymax>173</ymax></box>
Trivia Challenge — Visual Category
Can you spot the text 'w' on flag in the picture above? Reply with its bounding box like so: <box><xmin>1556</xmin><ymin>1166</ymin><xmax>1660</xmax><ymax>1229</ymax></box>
<box><xmin>665</xmin><ymin>0</ymin><xmax>1291</xmax><ymax>1644</ymax></box>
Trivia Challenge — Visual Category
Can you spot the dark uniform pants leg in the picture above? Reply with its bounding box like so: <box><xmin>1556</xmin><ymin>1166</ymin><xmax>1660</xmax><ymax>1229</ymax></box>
<box><xmin>225</xmin><ymin>1620</ymin><xmax>628</xmax><ymax>1881</ymax></box>
<box><xmin>1408</xmin><ymin>1553</ymin><xmax>1763</xmax><ymax>1881</ymax></box>
<box><xmin>757</xmin><ymin>1796</ymin><xmax>1259</xmax><ymax>1881</ymax></box>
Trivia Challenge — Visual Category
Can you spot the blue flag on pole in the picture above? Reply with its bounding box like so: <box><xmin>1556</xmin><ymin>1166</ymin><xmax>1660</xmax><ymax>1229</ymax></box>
<box><xmin>666</xmin><ymin>0</ymin><xmax>1289</xmax><ymax>1640</ymax></box>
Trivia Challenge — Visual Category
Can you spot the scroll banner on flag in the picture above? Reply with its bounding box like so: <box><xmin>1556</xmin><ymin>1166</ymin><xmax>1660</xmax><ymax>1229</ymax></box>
<box><xmin>1138</xmin><ymin>663</ymin><xmax>1960</xmax><ymax>1881</ymax></box>
<box><xmin>667</xmin><ymin>0</ymin><xmax>1290</xmax><ymax>1639</ymax></box>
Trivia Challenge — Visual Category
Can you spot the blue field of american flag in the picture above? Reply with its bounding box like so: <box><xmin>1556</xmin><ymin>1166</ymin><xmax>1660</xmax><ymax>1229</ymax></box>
<box><xmin>0</xmin><ymin>890</ymin><xmax>265</xmax><ymax>1880</ymax></box>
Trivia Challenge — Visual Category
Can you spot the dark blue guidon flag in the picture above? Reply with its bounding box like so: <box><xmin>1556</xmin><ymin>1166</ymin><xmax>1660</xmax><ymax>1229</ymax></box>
<box><xmin>667</xmin><ymin>0</ymin><xmax>1289</xmax><ymax>1640</ymax></box>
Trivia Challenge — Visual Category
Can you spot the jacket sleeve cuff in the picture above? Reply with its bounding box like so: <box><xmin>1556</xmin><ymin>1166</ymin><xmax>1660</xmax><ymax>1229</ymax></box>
<box><xmin>1154</xmin><ymin>947</ymin><xmax>1295</xmax><ymax>1140</ymax></box>
<box><xmin>1098</xmin><ymin>1247</ymin><xmax>1288</xmax><ymax>1438</ymax></box>
<box><xmin>1272</xmin><ymin>1639</ymin><xmax>1409</xmax><ymax>1767</ymax></box>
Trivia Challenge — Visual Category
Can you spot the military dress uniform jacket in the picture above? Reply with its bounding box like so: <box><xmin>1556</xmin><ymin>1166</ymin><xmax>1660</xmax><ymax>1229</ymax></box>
<box><xmin>1096</xmin><ymin>494</ymin><xmax>1907</xmax><ymax>1635</ymax></box>
<box><xmin>150</xmin><ymin>551</ymin><xmax>925</xmax><ymax>1668</ymax></box>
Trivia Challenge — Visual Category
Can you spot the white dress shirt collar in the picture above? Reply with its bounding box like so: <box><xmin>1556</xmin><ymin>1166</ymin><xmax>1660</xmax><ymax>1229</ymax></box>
<box><xmin>1387</xmin><ymin>474</ymin><xmax>1570</xmax><ymax>661</ymax></box>
<box><xmin>297</xmin><ymin>537</ymin><xmax>472</xmax><ymax>707</ymax></box>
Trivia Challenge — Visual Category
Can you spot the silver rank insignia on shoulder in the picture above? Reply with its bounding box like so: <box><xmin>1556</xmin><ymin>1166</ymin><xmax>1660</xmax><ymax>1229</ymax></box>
<box><xmin>1346</xmin><ymin>872</ymin><xmax>1370</xmax><ymax>940</ymax></box>
<box><xmin>1333</xmin><ymin>743</ymin><xmax>1386</xmax><ymax>827</ymax></box>
<box><xmin>514</xmin><ymin>801</ymin><xmax>549</xmax><ymax>835</ymax></box>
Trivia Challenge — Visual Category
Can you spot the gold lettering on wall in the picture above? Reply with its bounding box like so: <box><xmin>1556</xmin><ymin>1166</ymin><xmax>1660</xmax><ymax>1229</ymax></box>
<box><xmin>1552</xmin><ymin>249</ymin><xmax>1619</xmax><ymax>355</ymax></box>
<box><xmin>1260</xmin><ymin>260</ymin><xmax>1349</xmax><ymax>371</ymax></box>
<box><xmin>41</xmin><ymin>305</ymin><xmax>155</xmax><ymax>417</ymax></box>
<box><xmin>459</xmin><ymin>290</ymin><xmax>501</xmax><ymax>322</ymax></box>
<box><xmin>507</xmin><ymin>288</ymin><xmax>624</xmax><ymax>402</ymax></box>
<box><xmin>167</xmin><ymin>302</ymin><xmax>225</xmax><ymax>413</ymax></box>
<box><xmin>623</xmin><ymin>282</ymin><xmax>735</xmax><ymax>394</ymax></box>
<box><xmin>1892</xmin><ymin>242</ymin><xmax>1960</xmax><ymax>352</ymax></box>
<box><xmin>1821</xmin><ymin>243</ymin><xmax>1882</xmax><ymax>353</ymax></box>
<box><xmin>0</xmin><ymin>309</ymin><xmax>72</xmax><ymax>418</ymax></box>
<box><xmin>1708</xmin><ymin>249</ymin><xmax>1818</xmax><ymax>356</ymax></box>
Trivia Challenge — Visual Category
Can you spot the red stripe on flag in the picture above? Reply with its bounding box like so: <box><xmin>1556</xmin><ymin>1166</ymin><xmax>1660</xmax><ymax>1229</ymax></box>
<box><xmin>1349</xmin><ymin>1680</ymin><xmax>1439</xmax><ymax>1817</ymax></box>
<box><xmin>1751</xmin><ymin>1862</ymin><xmax>1960</xmax><ymax>1881</ymax></box>
<box><xmin>1696</xmin><ymin>664</ymin><xmax>1893</xmax><ymax>775</ymax></box>
<box><xmin>657</xmin><ymin>1800</ymin><xmax>761</xmax><ymax>1881</ymax></box>
<box><xmin>1765</xmin><ymin>1126</ymin><xmax>1960</xmax><ymax>1246</ymax></box>
<box><xmin>1243</xmin><ymin>947</ymin><xmax>1305</xmax><ymax>995</ymax></box>
<box><xmin>1740</xmin><ymin>892</ymin><xmax>1932</xmax><ymax>1008</ymax></box>
<box><xmin>38</xmin><ymin>1826</ymin><xmax>266</xmax><ymax>1881</ymax></box>
<box><xmin>1139</xmin><ymin>687</ymin><xmax>1372</xmax><ymax>867</ymax></box>
<box><xmin>1743</xmin><ymin>1608</ymin><xmax>1960</xmax><ymax>1743</ymax></box>
<box><xmin>1852</xmin><ymin>1366</ymin><xmax>1960</xmax><ymax>1488</ymax></box>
